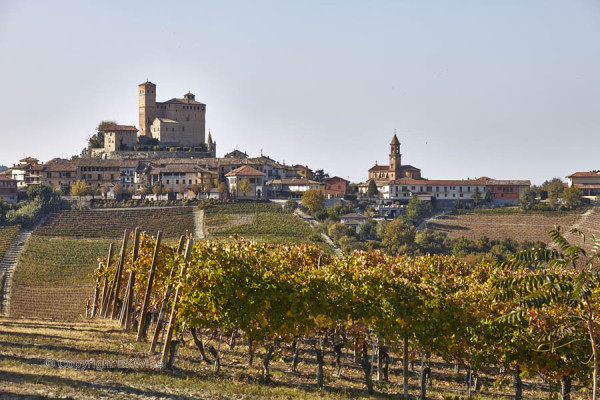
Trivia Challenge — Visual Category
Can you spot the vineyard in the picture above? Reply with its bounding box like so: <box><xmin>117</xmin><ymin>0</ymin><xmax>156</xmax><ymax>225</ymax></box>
<box><xmin>35</xmin><ymin>207</ymin><xmax>194</xmax><ymax>238</ymax></box>
<box><xmin>83</xmin><ymin>227</ymin><xmax>600</xmax><ymax>399</ymax></box>
<box><xmin>9</xmin><ymin>236</ymin><xmax>113</xmax><ymax>319</ymax></box>
<box><xmin>0</xmin><ymin>225</ymin><xmax>20</xmax><ymax>261</ymax></box>
<box><xmin>204</xmin><ymin>203</ymin><xmax>320</xmax><ymax>245</ymax></box>
<box><xmin>426</xmin><ymin>211</ymin><xmax>582</xmax><ymax>243</ymax></box>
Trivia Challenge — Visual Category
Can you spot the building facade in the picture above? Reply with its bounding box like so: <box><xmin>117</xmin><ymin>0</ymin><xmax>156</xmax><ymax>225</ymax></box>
<box><xmin>324</xmin><ymin>176</ymin><xmax>349</xmax><ymax>198</ymax></box>
<box><xmin>225</xmin><ymin>166</ymin><xmax>264</xmax><ymax>199</ymax></box>
<box><xmin>368</xmin><ymin>134</ymin><xmax>422</xmax><ymax>186</ymax></box>
<box><xmin>139</xmin><ymin>81</ymin><xmax>206</xmax><ymax>148</ymax></box>
<box><xmin>567</xmin><ymin>171</ymin><xmax>600</xmax><ymax>196</ymax></box>
<box><xmin>0</xmin><ymin>177</ymin><xmax>18</xmax><ymax>204</ymax></box>
<box><xmin>104</xmin><ymin>125</ymin><xmax>138</xmax><ymax>152</ymax></box>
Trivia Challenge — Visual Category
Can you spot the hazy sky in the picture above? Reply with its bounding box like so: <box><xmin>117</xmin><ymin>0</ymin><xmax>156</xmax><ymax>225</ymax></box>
<box><xmin>1</xmin><ymin>0</ymin><xmax>599</xmax><ymax>184</ymax></box>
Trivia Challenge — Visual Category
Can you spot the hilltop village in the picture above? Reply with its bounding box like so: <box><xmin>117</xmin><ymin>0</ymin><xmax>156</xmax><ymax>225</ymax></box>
<box><xmin>0</xmin><ymin>80</ymin><xmax>598</xmax><ymax>213</ymax></box>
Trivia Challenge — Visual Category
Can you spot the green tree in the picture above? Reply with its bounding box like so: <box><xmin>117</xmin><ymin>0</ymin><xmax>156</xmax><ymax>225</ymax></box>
<box><xmin>238</xmin><ymin>178</ymin><xmax>253</xmax><ymax>197</ymax></box>
<box><xmin>542</xmin><ymin>178</ymin><xmax>565</xmax><ymax>206</ymax></box>
<box><xmin>560</xmin><ymin>186</ymin><xmax>583</xmax><ymax>209</ymax></box>
<box><xmin>484</xmin><ymin>188</ymin><xmax>494</xmax><ymax>203</ymax></box>
<box><xmin>404</xmin><ymin>196</ymin><xmax>432</xmax><ymax>226</ymax></box>
<box><xmin>415</xmin><ymin>229</ymin><xmax>448</xmax><ymax>255</ymax></box>
<box><xmin>88</xmin><ymin>120</ymin><xmax>117</xmax><ymax>149</ymax></box>
<box><xmin>495</xmin><ymin>228</ymin><xmax>600</xmax><ymax>399</ymax></box>
<box><xmin>472</xmin><ymin>187</ymin><xmax>481</xmax><ymax>206</ymax></box>
<box><xmin>358</xmin><ymin>220</ymin><xmax>377</xmax><ymax>240</ymax></box>
<box><xmin>313</xmin><ymin>169</ymin><xmax>329</xmax><ymax>182</ymax></box>
<box><xmin>382</xmin><ymin>218</ymin><xmax>416</xmax><ymax>255</ymax></box>
<box><xmin>519</xmin><ymin>188</ymin><xmax>536</xmax><ymax>210</ymax></box>
<box><xmin>70</xmin><ymin>180</ymin><xmax>90</xmax><ymax>199</ymax></box>
<box><xmin>367</xmin><ymin>180</ymin><xmax>378</xmax><ymax>198</ymax></box>
<box><xmin>302</xmin><ymin>189</ymin><xmax>326</xmax><ymax>213</ymax></box>
<box><xmin>284</xmin><ymin>199</ymin><xmax>298</xmax><ymax>213</ymax></box>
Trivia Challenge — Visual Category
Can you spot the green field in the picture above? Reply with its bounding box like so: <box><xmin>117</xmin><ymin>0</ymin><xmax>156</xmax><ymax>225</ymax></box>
<box><xmin>0</xmin><ymin>225</ymin><xmax>20</xmax><ymax>261</ymax></box>
<box><xmin>204</xmin><ymin>202</ymin><xmax>322</xmax><ymax>245</ymax></box>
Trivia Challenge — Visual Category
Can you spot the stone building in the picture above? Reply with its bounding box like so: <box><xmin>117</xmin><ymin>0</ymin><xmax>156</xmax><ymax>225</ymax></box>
<box><xmin>104</xmin><ymin>125</ymin><xmax>138</xmax><ymax>152</ymax></box>
<box><xmin>0</xmin><ymin>177</ymin><xmax>18</xmax><ymax>204</ymax></box>
<box><xmin>368</xmin><ymin>134</ymin><xmax>422</xmax><ymax>184</ymax></box>
<box><xmin>138</xmin><ymin>81</ymin><xmax>209</xmax><ymax>148</ymax></box>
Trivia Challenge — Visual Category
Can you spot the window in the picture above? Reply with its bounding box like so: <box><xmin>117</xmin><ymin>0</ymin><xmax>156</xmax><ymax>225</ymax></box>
<box><xmin>460</xmin><ymin>187</ymin><xmax>462</xmax><ymax>192</ymax></box>
<box><xmin>176</xmin><ymin>180</ymin><xmax>179</xmax><ymax>184</ymax></box>
<box><xmin>460</xmin><ymin>193</ymin><xmax>463</xmax><ymax>197</ymax></box>
<box><xmin>167</xmin><ymin>180</ymin><xmax>170</xmax><ymax>184</ymax></box>
<box><xmin>453</xmin><ymin>194</ymin><xmax>456</xmax><ymax>197</ymax></box>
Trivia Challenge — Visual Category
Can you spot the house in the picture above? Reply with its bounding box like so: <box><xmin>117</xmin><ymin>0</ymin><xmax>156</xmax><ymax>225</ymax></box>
<box><xmin>225</xmin><ymin>166</ymin><xmax>264</xmax><ymax>199</ymax></box>
<box><xmin>0</xmin><ymin>177</ymin><xmax>18</xmax><ymax>204</ymax></box>
<box><xmin>40</xmin><ymin>158</ymin><xmax>77</xmax><ymax>191</ymax></box>
<box><xmin>324</xmin><ymin>176</ymin><xmax>349</xmax><ymax>198</ymax></box>
<box><xmin>103</xmin><ymin>125</ymin><xmax>138</xmax><ymax>152</ymax></box>
<box><xmin>119</xmin><ymin>160</ymin><xmax>141</xmax><ymax>190</ymax></box>
<box><xmin>294</xmin><ymin>165</ymin><xmax>313</xmax><ymax>180</ymax></box>
<box><xmin>567</xmin><ymin>171</ymin><xmax>600</xmax><ymax>196</ymax></box>
<box><xmin>266</xmin><ymin>178</ymin><xmax>321</xmax><ymax>198</ymax></box>
<box><xmin>366</xmin><ymin>134</ymin><xmax>422</xmax><ymax>191</ymax></box>
<box><xmin>340</xmin><ymin>213</ymin><xmax>368</xmax><ymax>233</ymax></box>
<box><xmin>9</xmin><ymin>157</ymin><xmax>40</xmax><ymax>189</ymax></box>
<box><xmin>224</xmin><ymin>150</ymin><xmax>248</xmax><ymax>159</ymax></box>
<box><xmin>77</xmin><ymin>159</ymin><xmax>123</xmax><ymax>188</ymax></box>
<box><xmin>484</xmin><ymin>179</ymin><xmax>531</xmax><ymax>203</ymax></box>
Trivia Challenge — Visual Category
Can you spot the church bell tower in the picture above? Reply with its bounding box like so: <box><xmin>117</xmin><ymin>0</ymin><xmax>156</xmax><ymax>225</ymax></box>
<box><xmin>389</xmin><ymin>133</ymin><xmax>401</xmax><ymax>179</ymax></box>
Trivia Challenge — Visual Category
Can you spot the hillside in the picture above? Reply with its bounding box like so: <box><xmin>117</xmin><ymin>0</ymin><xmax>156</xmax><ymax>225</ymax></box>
<box><xmin>9</xmin><ymin>207</ymin><xmax>195</xmax><ymax>320</ymax></box>
<box><xmin>203</xmin><ymin>202</ymin><xmax>321</xmax><ymax>245</ymax></box>
<box><xmin>426</xmin><ymin>211</ymin><xmax>583</xmax><ymax>243</ymax></box>
<box><xmin>0</xmin><ymin>225</ymin><xmax>20</xmax><ymax>262</ymax></box>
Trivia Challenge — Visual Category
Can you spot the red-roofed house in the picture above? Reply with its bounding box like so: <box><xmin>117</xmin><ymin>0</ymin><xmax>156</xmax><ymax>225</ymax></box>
<box><xmin>225</xmin><ymin>166</ymin><xmax>264</xmax><ymax>198</ymax></box>
<box><xmin>324</xmin><ymin>176</ymin><xmax>350</xmax><ymax>198</ymax></box>
<box><xmin>567</xmin><ymin>171</ymin><xmax>600</xmax><ymax>196</ymax></box>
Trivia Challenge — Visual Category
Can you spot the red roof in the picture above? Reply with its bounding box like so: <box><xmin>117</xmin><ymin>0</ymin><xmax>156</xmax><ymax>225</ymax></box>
<box><xmin>390</xmin><ymin>178</ymin><xmax>486</xmax><ymax>186</ymax></box>
<box><xmin>225</xmin><ymin>165</ymin><xmax>263</xmax><ymax>177</ymax></box>
<box><xmin>103</xmin><ymin>125</ymin><xmax>138</xmax><ymax>132</ymax></box>
<box><xmin>568</xmin><ymin>171</ymin><xmax>600</xmax><ymax>178</ymax></box>
<box><xmin>267</xmin><ymin>179</ymin><xmax>320</xmax><ymax>185</ymax></box>
<box><xmin>369</xmin><ymin>165</ymin><xmax>389</xmax><ymax>172</ymax></box>
<box><xmin>325</xmin><ymin>176</ymin><xmax>349</xmax><ymax>184</ymax></box>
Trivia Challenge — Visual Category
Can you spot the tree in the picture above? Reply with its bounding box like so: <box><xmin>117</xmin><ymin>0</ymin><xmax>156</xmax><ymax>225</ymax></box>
<box><xmin>152</xmin><ymin>184</ymin><xmax>162</xmax><ymax>199</ymax></box>
<box><xmin>472</xmin><ymin>187</ymin><xmax>481</xmax><ymax>206</ymax></box>
<box><xmin>127</xmin><ymin>186</ymin><xmax>135</xmax><ymax>196</ymax></box>
<box><xmin>238</xmin><ymin>178</ymin><xmax>253</xmax><ymax>197</ymax></box>
<box><xmin>484</xmin><ymin>188</ymin><xmax>494</xmax><ymax>203</ymax></box>
<box><xmin>165</xmin><ymin>186</ymin><xmax>174</xmax><ymax>200</ymax></box>
<box><xmin>313</xmin><ymin>169</ymin><xmax>330</xmax><ymax>183</ymax></box>
<box><xmin>358</xmin><ymin>220</ymin><xmax>377</xmax><ymax>240</ymax></box>
<box><xmin>382</xmin><ymin>218</ymin><xmax>416</xmax><ymax>255</ymax></box>
<box><xmin>367</xmin><ymin>180</ymin><xmax>378</xmax><ymax>198</ymax></box>
<box><xmin>542</xmin><ymin>178</ymin><xmax>565</xmax><ymax>206</ymax></box>
<box><xmin>302</xmin><ymin>189</ymin><xmax>326</xmax><ymax>213</ymax></box>
<box><xmin>139</xmin><ymin>186</ymin><xmax>149</xmax><ymax>200</ymax></box>
<box><xmin>70</xmin><ymin>180</ymin><xmax>90</xmax><ymax>199</ymax></box>
<box><xmin>190</xmin><ymin>184</ymin><xmax>202</xmax><ymax>199</ymax></box>
<box><xmin>87</xmin><ymin>120</ymin><xmax>117</xmax><ymax>149</ymax></box>
<box><xmin>561</xmin><ymin>186</ymin><xmax>583</xmax><ymax>209</ymax></box>
<box><xmin>495</xmin><ymin>228</ymin><xmax>600</xmax><ymax>399</ymax></box>
<box><xmin>113</xmin><ymin>184</ymin><xmax>124</xmax><ymax>200</ymax></box>
<box><xmin>519</xmin><ymin>188</ymin><xmax>536</xmax><ymax>210</ymax></box>
<box><xmin>415</xmin><ymin>229</ymin><xmax>448</xmax><ymax>255</ymax></box>
<box><xmin>217</xmin><ymin>182</ymin><xmax>228</xmax><ymax>198</ymax></box>
<box><xmin>404</xmin><ymin>196</ymin><xmax>432</xmax><ymax>226</ymax></box>
<box><xmin>284</xmin><ymin>199</ymin><xmax>298</xmax><ymax>213</ymax></box>
<box><xmin>26</xmin><ymin>185</ymin><xmax>56</xmax><ymax>204</ymax></box>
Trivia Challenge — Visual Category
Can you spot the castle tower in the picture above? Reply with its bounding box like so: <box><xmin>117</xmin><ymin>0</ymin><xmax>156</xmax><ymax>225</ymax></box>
<box><xmin>138</xmin><ymin>81</ymin><xmax>157</xmax><ymax>138</ymax></box>
<box><xmin>389</xmin><ymin>133</ymin><xmax>401</xmax><ymax>179</ymax></box>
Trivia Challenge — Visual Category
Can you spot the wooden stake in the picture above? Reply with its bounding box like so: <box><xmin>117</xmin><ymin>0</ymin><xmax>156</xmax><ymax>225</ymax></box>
<box><xmin>99</xmin><ymin>243</ymin><xmax>114</xmax><ymax>316</ymax></box>
<box><xmin>111</xmin><ymin>229</ymin><xmax>130</xmax><ymax>319</ymax></box>
<box><xmin>90</xmin><ymin>264</ymin><xmax>101</xmax><ymax>317</ymax></box>
<box><xmin>160</xmin><ymin>238</ymin><xmax>193</xmax><ymax>369</ymax></box>
<box><xmin>124</xmin><ymin>228</ymin><xmax>141</xmax><ymax>330</ymax></box>
<box><xmin>149</xmin><ymin>235</ymin><xmax>186</xmax><ymax>353</ymax></box>
<box><xmin>137</xmin><ymin>231</ymin><xmax>162</xmax><ymax>341</ymax></box>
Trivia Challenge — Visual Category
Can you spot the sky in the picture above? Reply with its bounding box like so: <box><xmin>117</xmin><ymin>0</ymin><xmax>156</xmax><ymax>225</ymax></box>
<box><xmin>0</xmin><ymin>0</ymin><xmax>599</xmax><ymax>185</ymax></box>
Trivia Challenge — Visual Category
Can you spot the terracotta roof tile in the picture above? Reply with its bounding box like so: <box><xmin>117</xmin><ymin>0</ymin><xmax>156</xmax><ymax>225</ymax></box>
<box><xmin>225</xmin><ymin>165</ymin><xmax>264</xmax><ymax>177</ymax></box>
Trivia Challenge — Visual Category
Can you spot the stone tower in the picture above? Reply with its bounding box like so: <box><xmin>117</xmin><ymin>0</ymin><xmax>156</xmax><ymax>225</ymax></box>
<box><xmin>138</xmin><ymin>81</ymin><xmax>157</xmax><ymax>138</ymax></box>
<box><xmin>389</xmin><ymin>133</ymin><xmax>401</xmax><ymax>179</ymax></box>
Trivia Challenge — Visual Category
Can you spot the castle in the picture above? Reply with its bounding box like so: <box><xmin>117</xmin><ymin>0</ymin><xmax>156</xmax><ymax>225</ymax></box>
<box><xmin>100</xmin><ymin>81</ymin><xmax>216</xmax><ymax>157</ymax></box>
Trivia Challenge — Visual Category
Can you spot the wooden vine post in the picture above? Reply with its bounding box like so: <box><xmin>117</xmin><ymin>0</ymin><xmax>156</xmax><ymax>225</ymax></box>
<box><xmin>99</xmin><ymin>243</ymin><xmax>114</xmax><ymax>317</ymax></box>
<box><xmin>160</xmin><ymin>237</ymin><xmax>193</xmax><ymax>370</ymax></box>
<box><xmin>90</xmin><ymin>263</ymin><xmax>102</xmax><ymax>317</ymax></box>
<box><xmin>121</xmin><ymin>228</ymin><xmax>141</xmax><ymax>330</ymax></box>
<box><xmin>111</xmin><ymin>229</ymin><xmax>130</xmax><ymax>319</ymax></box>
<box><xmin>149</xmin><ymin>235</ymin><xmax>186</xmax><ymax>353</ymax></box>
<box><xmin>136</xmin><ymin>231</ymin><xmax>162</xmax><ymax>341</ymax></box>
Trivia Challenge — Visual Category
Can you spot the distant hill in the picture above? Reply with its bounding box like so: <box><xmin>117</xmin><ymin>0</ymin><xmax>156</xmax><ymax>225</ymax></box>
<box><xmin>0</xmin><ymin>165</ymin><xmax>8</xmax><ymax>172</ymax></box>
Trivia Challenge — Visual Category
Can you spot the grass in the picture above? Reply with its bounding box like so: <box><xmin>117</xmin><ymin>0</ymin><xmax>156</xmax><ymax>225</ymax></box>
<box><xmin>0</xmin><ymin>224</ymin><xmax>20</xmax><ymax>261</ymax></box>
<box><xmin>0</xmin><ymin>317</ymin><xmax>582</xmax><ymax>399</ymax></box>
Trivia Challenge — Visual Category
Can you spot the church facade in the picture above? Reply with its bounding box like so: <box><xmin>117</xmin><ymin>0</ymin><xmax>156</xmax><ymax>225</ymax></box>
<box><xmin>368</xmin><ymin>134</ymin><xmax>422</xmax><ymax>183</ymax></box>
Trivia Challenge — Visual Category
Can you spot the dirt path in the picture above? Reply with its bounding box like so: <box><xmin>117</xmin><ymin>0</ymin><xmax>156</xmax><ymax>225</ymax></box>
<box><xmin>193</xmin><ymin>209</ymin><xmax>205</xmax><ymax>239</ymax></box>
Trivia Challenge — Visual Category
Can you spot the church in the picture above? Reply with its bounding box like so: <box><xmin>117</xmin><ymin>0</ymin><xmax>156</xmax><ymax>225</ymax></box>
<box><xmin>368</xmin><ymin>134</ymin><xmax>422</xmax><ymax>184</ymax></box>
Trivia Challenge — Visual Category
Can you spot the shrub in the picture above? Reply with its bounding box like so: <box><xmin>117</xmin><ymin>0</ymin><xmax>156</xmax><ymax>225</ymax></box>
<box><xmin>169</xmin><ymin>147</ymin><xmax>175</xmax><ymax>152</ymax></box>
<box><xmin>153</xmin><ymin>145</ymin><xmax>161</xmax><ymax>151</ymax></box>
<box><xmin>284</xmin><ymin>199</ymin><xmax>298</xmax><ymax>213</ymax></box>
